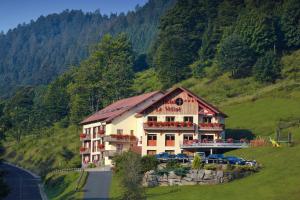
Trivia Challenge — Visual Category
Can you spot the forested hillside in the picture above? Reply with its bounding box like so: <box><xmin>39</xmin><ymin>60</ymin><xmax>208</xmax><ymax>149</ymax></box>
<box><xmin>0</xmin><ymin>0</ymin><xmax>175</xmax><ymax>98</ymax></box>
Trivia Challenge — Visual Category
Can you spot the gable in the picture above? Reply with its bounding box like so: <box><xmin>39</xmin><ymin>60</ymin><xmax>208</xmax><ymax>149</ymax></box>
<box><xmin>138</xmin><ymin>87</ymin><xmax>227</xmax><ymax>117</ymax></box>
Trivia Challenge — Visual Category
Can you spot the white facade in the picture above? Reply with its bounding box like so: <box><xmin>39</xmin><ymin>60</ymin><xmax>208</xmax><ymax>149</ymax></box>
<box><xmin>80</xmin><ymin>88</ymin><xmax>226</xmax><ymax>167</ymax></box>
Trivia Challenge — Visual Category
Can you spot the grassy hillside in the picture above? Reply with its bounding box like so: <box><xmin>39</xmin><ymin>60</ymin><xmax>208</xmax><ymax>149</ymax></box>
<box><xmin>44</xmin><ymin>171</ymin><xmax>88</xmax><ymax>200</ymax></box>
<box><xmin>1</xmin><ymin>124</ymin><xmax>81</xmax><ymax>176</ymax></box>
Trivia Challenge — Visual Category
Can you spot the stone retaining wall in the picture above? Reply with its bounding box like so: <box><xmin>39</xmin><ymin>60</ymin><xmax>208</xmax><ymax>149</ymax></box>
<box><xmin>143</xmin><ymin>169</ymin><xmax>253</xmax><ymax>187</ymax></box>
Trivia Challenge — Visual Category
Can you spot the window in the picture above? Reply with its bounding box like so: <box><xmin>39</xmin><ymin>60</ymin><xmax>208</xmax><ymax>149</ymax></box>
<box><xmin>147</xmin><ymin>150</ymin><xmax>156</xmax><ymax>155</ymax></box>
<box><xmin>203</xmin><ymin>116</ymin><xmax>212</xmax><ymax>123</ymax></box>
<box><xmin>147</xmin><ymin>134</ymin><xmax>157</xmax><ymax>146</ymax></box>
<box><xmin>130</xmin><ymin>130</ymin><xmax>134</xmax><ymax>135</ymax></box>
<box><xmin>183</xmin><ymin>134</ymin><xmax>193</xmax><ymax>141</ymax></box>
<box><xmin>165</xmin><ymin>116</ymin><xmax>175</xmax><ymax>122</ymax></box>
<box><xmin>147</xmin><ymin>116</ymin><xmax>157</xmax><ymax>122</ymax></box>
<box><xmin>165</xmin><ymin>134</ymin><xmax>175</xmax><ymax>146</ymax></box>
<box><xmin>184</xmin><ymin>116</ymin><xmax>193</xmax><ymax>123</ymax></box>
<box><xmin>117</xmin><ymin>129</ymin><xmax>123</xmax><ymax>135</ymax></box>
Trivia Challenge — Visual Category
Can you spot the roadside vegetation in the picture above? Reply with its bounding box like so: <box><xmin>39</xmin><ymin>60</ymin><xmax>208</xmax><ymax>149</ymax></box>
<box><xmin>44</xmin><ymin>171</ymin><xmax>88</xmax><ymax>200</ymax></box>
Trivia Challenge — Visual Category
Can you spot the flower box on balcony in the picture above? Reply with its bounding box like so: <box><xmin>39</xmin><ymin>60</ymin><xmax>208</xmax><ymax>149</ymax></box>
<box><xmin>80</xmin><ymin>147</ymin><xmax>86</xmax><ymax>152</ymax></box>
<box><xmin>80</xmin><ymin>133</ymin><xmax>86</xmax><ymax>139</ymax></box>
<box><xmin>98</xmin><ymin>144</ymin><xmax>105</xmax><ymax>149</ymax></box>
<box><xmin>98</xmin><ymin>130</ymin><xmax>105</xmax><ymax>135</ymax></box>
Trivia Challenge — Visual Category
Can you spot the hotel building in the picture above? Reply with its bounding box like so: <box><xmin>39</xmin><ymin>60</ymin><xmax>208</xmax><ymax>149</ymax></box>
<box><xmin>79</xmin><ymin>87</ymin><xmax>229</xmax><ymax>166</ymax></box>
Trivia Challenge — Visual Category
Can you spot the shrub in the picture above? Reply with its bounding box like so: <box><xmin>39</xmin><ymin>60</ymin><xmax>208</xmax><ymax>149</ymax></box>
<box><xmin>88</xmin><ymin>163</ymin><xmax>96</xmax><ymax>168</ymax></box>
<box><xmin>166</xmin><ymin>160</ymin><xmax>181</xmax><ymax>170</ymax></box>
<box><xmin>174</xmin><ymin>167</ymin><xmax>189</xmax><ymax>178</ymax></box>
<box><xmin>141</xmin><ymin>155</ymin><xmax>159</xmax><ymax>173</ymax></box>
<box><xmin>192</xmin><ymin>154</ymin><xmax>202</xmax><ymax>170</ymax></box>
<box><xmin>204</xmin><ymin>164</ymin><xmax>217</xmax><ymax>170</ymax></box>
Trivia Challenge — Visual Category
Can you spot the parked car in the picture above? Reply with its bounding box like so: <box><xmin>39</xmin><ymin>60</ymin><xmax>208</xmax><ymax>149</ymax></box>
<box><xmin>155</xmin><ymin>152</ymin><xmax>176</xmax><ymax>162</ymax></box>
<box><xmin>175</xmin><ymin>153</ymin><xmax>189</xmax><ymax>162</ymax></box>
<box><xmin>205</xmin><ymin>154</ymin><xmax>226</xmax><ymax>164</ymax></box>
<box><xmin>224</xmin><ymin>156</ymin><xmax>246</xmax><ymax>165</ymax></box>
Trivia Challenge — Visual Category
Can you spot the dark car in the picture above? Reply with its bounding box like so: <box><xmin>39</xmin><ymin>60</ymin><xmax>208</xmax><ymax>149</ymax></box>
<box><xmin>175</xmin><ymin>153</ymin><xmax>189</xmax><ymax>162</ymax></box>
<box><xmin>224</xmin><ymin>156</ymin><xmax>246</xmax><ymax>165</ymax></box>
<box><xmin>205</xmin><ymin>154</ymin><xmax>226</xmax><ymax>164</ymax></box>
<box><xmin>155</xmin><ymin>152</ymin><xmax>171</xmax><ymax>162</ymax></box>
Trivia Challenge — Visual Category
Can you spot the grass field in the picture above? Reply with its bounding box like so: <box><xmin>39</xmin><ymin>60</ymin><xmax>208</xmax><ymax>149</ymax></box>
<box><xmin>110</xmin><ymin>145</ymin><xmax>300</xmax><ymax>200</ymax></box>
<box><xmin>44</xmin><ymin>171</ymin><xmax>88</xmax><ymax>200</ymax></box>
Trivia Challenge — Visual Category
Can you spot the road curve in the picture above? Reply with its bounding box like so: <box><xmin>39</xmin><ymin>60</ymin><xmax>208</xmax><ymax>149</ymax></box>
<box><xmin>0</xmin><ymin>163</ymin><xmax>42</xmax><ymax>200</ymax></box>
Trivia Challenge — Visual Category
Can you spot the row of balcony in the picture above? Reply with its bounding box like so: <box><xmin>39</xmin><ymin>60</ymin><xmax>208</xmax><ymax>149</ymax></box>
<box><xmin>143</xmin><ymin>121</ymin><xmax>224</xmax><ymax>131</ymax></box>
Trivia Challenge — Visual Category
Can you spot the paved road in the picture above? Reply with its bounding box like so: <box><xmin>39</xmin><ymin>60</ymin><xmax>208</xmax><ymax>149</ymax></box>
<box><xmin>1</xmin><ymin>163</ymin><xmax>42</xmax><ymax>200</ymax></box>
<box><xmin>83</xmin><ymin>171</ymin><xmax>112</xmax><ymax>200</ymax></box>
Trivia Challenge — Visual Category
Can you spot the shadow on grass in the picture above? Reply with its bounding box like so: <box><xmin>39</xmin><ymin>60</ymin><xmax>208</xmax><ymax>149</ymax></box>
<box><xmin>225</xmin><ymin>129</ymin><xmax>255</xmax><ymax>140</ymax></box>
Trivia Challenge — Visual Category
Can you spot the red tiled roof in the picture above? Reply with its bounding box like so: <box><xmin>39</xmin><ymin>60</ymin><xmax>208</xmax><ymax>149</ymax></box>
<box><xmin>80</xmin><ymin>91</ymin><xmax>162</xmax><ymax>124</ymax></box>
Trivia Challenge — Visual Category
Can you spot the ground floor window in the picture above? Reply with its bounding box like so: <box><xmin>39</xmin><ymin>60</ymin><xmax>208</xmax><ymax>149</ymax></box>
<box><xmin>165</xmin><ymin>150</ymin><xmax>175</xmax><ymax>155</ymax></box>
<box><xmin>147</xmin><ymin>134</ymin><xmax>157</xmax><ymax>146</ymax></box>
<box><xmin>147</xmin><ymin>150</ymin><xmax>156</xmax><ymax>155</ymax></box>
<box><xmin>165</xmin><ymin>134</ymin><xmax>175</xmax><ymax>146</ymax></box>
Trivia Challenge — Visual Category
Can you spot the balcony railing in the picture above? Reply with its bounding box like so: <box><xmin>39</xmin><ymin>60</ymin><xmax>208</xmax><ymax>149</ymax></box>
<box><xmin>79</xmin><ymin>147</ymin><xmax>91</xmax><ymax>154</ymax></box>
<box><xmin>104</xmin><ymin>150</ymin><xmax>123</xmax><ymax>157</ymax></box>
<box><xmin>180</xmin><ymin>139</ymin><xmax>249</xmax><ymax>149</ymax></box>
<box><xmin>143</xmin><ymin>121</ymin><xmax>196</xmax><ymax>131</ymax></box>
<box><xmin>103</xmin><ymin>134</ymin><xmax>137</xmax><ymax>143</ymax></box>
<box><xmin>198</xmin><ymin>123</ymin><xmax>224</xmax><ymax>131</ymax></box>
<box><xmin>80</xmin><ymin>133</ymin><xmax>91</xmax><ymax>141</ymax></box>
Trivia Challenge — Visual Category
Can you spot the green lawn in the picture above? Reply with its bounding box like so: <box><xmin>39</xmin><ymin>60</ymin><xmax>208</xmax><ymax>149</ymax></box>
<box><xmin>110</xmin><ymin>144</ymin><xmax>300</xmax><ymax>200</ymax></box>
<box><xmin>44</xmin><ymin>171</ymin><xmax>88</xmax><ymax>200</ymax></box>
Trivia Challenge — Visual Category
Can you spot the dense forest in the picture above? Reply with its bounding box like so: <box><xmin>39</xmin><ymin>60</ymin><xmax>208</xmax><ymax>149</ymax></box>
<box><xmin>0</xmin><ymin>0</ymin><xmax>175</xmax><ymax>98</ymax></box>
<box><xmin>0</xmin><ymin>0</ymin><xmax>299</xmax><ymax>156</ymax></box>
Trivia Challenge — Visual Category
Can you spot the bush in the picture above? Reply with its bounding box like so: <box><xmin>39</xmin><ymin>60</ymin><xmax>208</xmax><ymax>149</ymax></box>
<box><xmin>141</xmin><ymin>155</ymin><xmax>159</xmax><ymax>173</ymax></box>
<box><xmin>166</xmin><ymin>160</ymin><xmax>181</xmax><ymax>170</ymax></box>
<box><xmin>192</xmin><ymin>154</ymin><xmax>202</xmax><ymax>170</ymax></box>
<box><xmin>88</xmin><ymin>163</ymin><xmax>96</xmax><ymax>168</ymax></box>
<box><xmin>204</xmin><ymin>164</ymin><xmax>217</xmax><ymax>170</ymax></box>
<box><xmin>174</xmin><ymin>167</ymin><xmax>189</xmax><ymax>178</ymax></box>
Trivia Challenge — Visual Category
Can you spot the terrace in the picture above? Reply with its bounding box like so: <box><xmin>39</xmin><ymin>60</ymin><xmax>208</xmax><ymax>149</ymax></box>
<box><xmin>180</xmin><ymin>139</ymin><xmax>249</xmax><ymax>149</ymax></box>
<box><xmin>143</xmin><ymin>121</ymin><xmax>196</xmax><ymax>131</ymax></box>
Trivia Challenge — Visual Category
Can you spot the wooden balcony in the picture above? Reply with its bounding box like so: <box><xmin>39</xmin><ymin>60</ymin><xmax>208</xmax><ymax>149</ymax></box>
<box><xmin>198</xmin><ymin>123</ymin><xmax>224</xmax><ymax>131</ymax></box>
<box><xmin>80</xmin><ymin>134</ymin><xmax>91</xmax><ymax>141</ymax></box>
<box><xmin>79</xmin><ymin>147</ymin><xmax>91</xmax><ymax>154</ymax></box>
<box><xmin>103</xmin><ymin>134</ymin><xmax>137</xmax><ymax>143</ymax></box>
<box><xmin>143</xmin><ymin>121</ymin><xmax>196</xmax><ymax>131</ymax></box>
